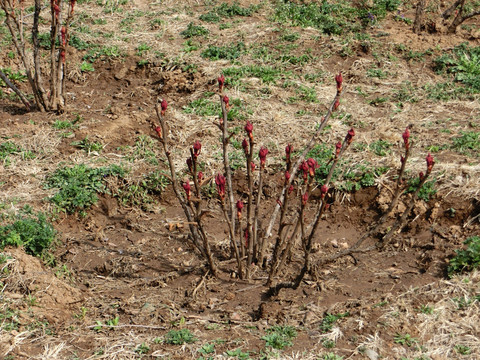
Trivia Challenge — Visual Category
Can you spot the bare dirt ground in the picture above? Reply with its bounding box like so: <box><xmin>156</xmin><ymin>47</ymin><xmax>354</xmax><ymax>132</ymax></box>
<box><xmin>1</xmin><ymin>0</ymin><xmax>480</xmax><ymax>359</ymax></box>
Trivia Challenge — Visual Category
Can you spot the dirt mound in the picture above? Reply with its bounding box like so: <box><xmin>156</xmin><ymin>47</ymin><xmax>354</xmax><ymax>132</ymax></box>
<box><xmin>2</xmin><ymin>248</ymin><xmax>84</xmax><ymax>323</ymax></box>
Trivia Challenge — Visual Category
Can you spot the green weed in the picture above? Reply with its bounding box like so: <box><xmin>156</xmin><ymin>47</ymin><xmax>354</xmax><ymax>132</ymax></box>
<box><xmin>323</xmin><ymin>354</ymin><xmax>343</xmax><ymax>360</ymax></box>
<box><xmin>165</xmin><ymin>328</ymin><xmax>197</xmax><ymax>345</ymax></box>
<box><xmin>134</xmin><ymin>343</ymin><xmax>150</xmax><ymax>354</ymax></box>
<box><xmin>394</xmin><ymin>333</ymin><xmax>418</xmax><ymax>347</ymax></box>
<box><xmin>451</xmin><ymin>131</ymin><xmax>480</xmax><ymax>157</ymax></box>
<box><xmin>181</xmin><ymin>22</ymin><xmax>209</xmax><ymax>38</ymax></box>
<box><xmin>200</xmin><ymin>2</ymin><xmax>258</xmax><ymax>23</ymax></box>
<box><xmin>369</xmin><ymin>139</ymin><xmax>392</xmax><ymax>156</ymax></box>
<box><xmin>404</xmin><ymin>177</ymin><xmax>436</xmax><ymax>202</ymax></box>
<box><xmin>0</xmin><ymin>212</ymin><xmax>56</xmax><ymax>258</ymax></box>
<box><xmin>201</xmin><ymin>42</ymin><xmax>246</xmax><ymax>61</ymax></box>
<box><xmin>45</xmin><ymin>164</ymin><xmax>125</xmax><ymax>215</ymax></box>
<box><xmin>454</xmin><ymin>344</ymin><xmax>471</xmax><ymax>355</ymax></box>
<box><xmin>433</xmin><ymin>43</ymin><xmax>480</xmax><ymax>92</ymax></box>
<box><xmin>448</xmin><ymin>236</ymin><xmax>480</xmax><ymax>276</ymax></box>
<box><xmin>71</xmin><ymin>136</ymin><xmax>104</xmax><ymax>154</ymax></box>
<box><xmin>225</xmin><ymin>348</ymin><xmax>250</xmax><ymax>359</ymax></box>
<box><xmin>83</xmin><ymin>45</ymin><xmax>123</xmax><ymax>62</ymax></box>
<box><xmin>262</xmin><ymin>325</ymin><xmax>297</xmax><ymax>350</ymax></box>
<box><xmin>222</xmin><ymin>65</ymin><xmax>287</xmax><ymax>85</ymax></box>
<box><xmin>116</xmin><ymin>170</ymin><xmax>169</xmax><ymax>209</ymax></box>
<box><xmin>319</xmin><ymin>312</ymin><xmax>349</xmax><ymax>333</ymax></box>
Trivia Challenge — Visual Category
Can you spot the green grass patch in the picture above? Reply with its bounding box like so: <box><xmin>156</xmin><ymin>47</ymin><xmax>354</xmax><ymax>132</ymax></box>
<box><xmin>451</xmin><ymin>131</ymin><xmax>480</xmax><ymax>157</ymax></box>
<box><xmin>404</xmin><ymin>177</ymin><xmax>437</xmax><ymax>202</ymax></box>
<box><xmin>434</xmin><ymin>43</ymin><xmax>480</xmax><ymax>92</ymax></box>
<box><xmin>448</xmin><ymin>236</ymin><xmax>480</xmax><ymax>276</ymax></box>
<box><xmin>200</xmin><ymin>2</ymin><xmax>259</xmax><ymax>23</ymax></box>
<box><xmin>319</xmin><ymin>312</ymin><xmax>349</xmax><ymax>333</ymax></box>
<box><xmin>201</xmin><ymin>42</ymin><xmax>246</xmax><ymax>61</ymax></box>
<box><xmin>222</xmin><ymin>65</ymin><xmax>288</xmax><ymax>85</ymax></box>
<box><xmin>262</xmin><ymin>325</ymin><xmax>297</xmax><ymax>350</ymax></box>
<box><xmin>0</xmin><ymin>211</ymin><xmax>56</xmax><ymax>259</ymax></box>
<box><xmin>115</xmin><ymin>171</ymin><xmax>169</xmax><ymax>210</ymax></box>
<box><xmin>307</xmin><ymin>143</ymin><xmax>388</xmax><ymax>191</ymax></box>
<box><xmin>180</xmin><ymin>22</ymin><xmax>209</xmax><ymax>38</ymax></box>
<box><xmin>273</xmin><ymin>0</ymin><xmax>399</xmax><ymax>36</ymax></box>
<box><xmin>45</xmin><ymin>164</ymin><xmax>125</xmax><ymax>215</ymax></box>
<box><xmin>165</xmin><ymin>328</ymin><xmax>197</xmax><ymax>345</ymax></box>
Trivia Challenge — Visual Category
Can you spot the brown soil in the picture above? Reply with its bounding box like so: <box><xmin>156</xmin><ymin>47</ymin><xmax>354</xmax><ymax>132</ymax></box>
<box><xmin>1</xmin><ymin>0</ymin><xmax>480</xmax><ymax>359</ymax></box>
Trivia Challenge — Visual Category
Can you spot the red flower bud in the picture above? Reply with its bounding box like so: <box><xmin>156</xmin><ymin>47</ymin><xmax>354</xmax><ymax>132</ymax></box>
<box><xmin>242</xmin><ymin>138</ymin><xmax>249</xmax><ymax>155</ymax></box>
<box><xmin>402</xmin><ymin>127</ymin><xmax>410</xmax><ymax>149</ymax></box>
<box><xmin>335</xmin><ymin>72</ymin><xmax>343</xmax><ymax>92</ymax></box>
<box><xmin>335</xmin><ymin>141</ymin><xmax>342</xmax><ymax>157</ymax></box>
<box><xmin>321</xmin><ymin>184</ymin><xmax>328</xmax><ymax>197</ymax></box>
<box><xmin>223</xmin><ymin>95</ymin><xmax>229</xmax><ymax>108</ymax></box>
<box><xmin>236</xmin><ymin>200</ymin><xmax>244</xmax><ymax>218</ymax></box>
<box><xmin>288</xmin><ymin>184</ymin><xmax>294</xmax><ymax>194</ymax></box>
<box><xmin>300</xmin><ymin>161</ymin><xmax>309</xmax><ymax>181</ymax></box>
<box><xmin>306</xmin><ymin>158</ymin><xmax>318</xmax><ymax>177</ymax></box>
<box><xmin>419</xmin><ymin>171</ymin><xmax>424</xmax><ymax>180</ymax></box>
<box><xmin>193</xmin><ymin>140</ymin><xmax>201</xmax><ymax>158</ymax></box>
<box><xmin>259</xmin><ymin>146</ymin><xmax>268</xmax><ymax>168</ymax></box>
<box><xmin>155</xmin><ymin>126</ymin><xmax>162</xmax><ymax>138</ymax></box>
<box><xmin>197</xmin><ymin>171</ymin><xmax>204</xmax><ymax>183</ymax></box>
<box><xmin>70</xmin><ymin>0</ymin><xmax>76</xmax><ymax>14</ymax></box>
<box><xmin>215</xmin><ymin>174</ymin><xmax>226</xmax><ymax>201</ymax></box>
<box><xmin>245</xmin><ymin>121</ymin><xmax>253</xmax><ymax>140</ymax></box>
<box><xmin>302</xmin><ymin>192</ymin><xmax>309</xmax><ymax>206</ymax></box>
<box><xmin>285</xmin><ymin>144</ymin><xmax>293</xmax><ymax>162</ymax></box>
<box><xmin>183</xmin><ymin>182</ymin><xmax>191</xmax><ymax>200</ymax></box>
<box><xmin>285</xmin><ymin>170</ymin><xmax>291</xmax><ymax>184</ymax></box>
<box><xmin>218</xmin><ymin>74</ymin><xmax>225</xmax><ymax>91</ymax></box>
<box><xmin>251</xmin><ymin>162</ymin><xmax>256</xmax><ymax>173</ymax></box>
<box><xmin>346</xmin><ymin>128</ymin><xmax>355</xmax><ymax>144</ymax></box>
<box><xmin>426</xmin><ymin>153</ymin><xmax>434</xmax><ymax>172</ymax></box>
<box><xmin>333</xmin><ymin>98</ymin><xmax>340</xmax><ymax>111</ymax></box>
<box><xmin>161</xmin><ymin>99</ymin><xmax>168</xmax><ymax>115</ymax></box>
<box><xmin>61</xmin><ymin>26</ymin><xmax>66</xmax><ymax>46</ymax></box>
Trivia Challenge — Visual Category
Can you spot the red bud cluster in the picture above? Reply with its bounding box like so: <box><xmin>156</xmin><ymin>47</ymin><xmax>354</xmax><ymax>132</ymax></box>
<box><xmin>346</xmin><ymin>128</ymin><xmax>355</xmax><ymax>144</ymax></box>
<box><xmin>215</xmin><ymin>174</ymin><xmax>226</xmax><ymax>201</ymax></box>
<box><xmin>183</xmin><ymin>182</ymin><xmax>191</xmax><ymax>200</ymax></box>
<box><xmin>284</xmin><ymin>170</ymin><xmax>291</xmax><ymax>184</ymax></box>
<box><xmin>52</xmin><ymin>0</ymin><xmax>60</xmax><ymax>20</ymax></box>
<box><xmin>300</xmin><ymin>161</ymin><xmax>309</xmax><ymax>181</ymax></box>
<box><xmin>306</xmin><ymin>158</ymin><xmax>318</xmax><ymax>177</ymax></box>
<box><xmin>198</xmin><ymin>171</ymin><xmax>204</xmax><ymax>183</ymax></box>
<box><xmin>320</xmin><ymin>184</ymin><xmax>328</xmax><ymax>199</ymax></box>
<box><xmin>426</xmin><ymin>153</ymin><xmax>434</xmax><ymax>172</ymax></box>
<box><xmin>333</xmin><ymin>98</ymin><xmax>340</xmax><ymax>111</ymax></box>
<box><xmin>236</xmin><ymin>200</ymin><xmax>244</xmax><ymax>218</ymax></box>
<box><xmin>335</xmin><ymin>141</ymin><xmax>342</xmax><ymax>157</ymax></box>
<box><xmin>160</xmin><ymin>99</ymin><xmax>168</xmax><ymax>116</ymax></box>
<box><xmin>259</xmin><ymin>146</ymin><xmax>268</xmax><ymax>168</ymax></box>
<box><xmin>402</xmin><ymin>127</ymin><xmax>410</xmax><ymax>150</ymax></box>
<box><xmin>193</xmin><ymin>140</ymin><xmax>201</xmax><ymax>158</ymax></box>
<box><xmin>218</xmin><ymin>74</ymin><xmax>225</xmax><ymax>92</ymax></box>
<box><xmin>223</xmin><ymin>95</ymin><xmax>229</xmax><ymax>108</ymax></box>
<box><xmin>70</xmin><ymin>0</ymin><xmax>76</xmax><ymax>14</ymax></box>
<box><xmin>154</xmin><ymin>126</ymin><xmax>162</xmax><ymax>138</ymax></box>
<box><xmin>335</xmin><ymin>72</ymin><xmax>343</xmax><ymax>93</ymax></box>
<box><xmin>245</xmin><ymin>121</ymin><xmax>253</xmax><ymax>140</ymax></box>
<box><xmin>242</xmin><ymin>138</ymin><xmax>248</xmax><ymax>155</ymax></box>
<box><xmin>251</xmin><ymin>162</ymin><xmax>256</xmax><ymax>173</ymax></box>
<box><xmin>302</xmin><ymin>192</ymin><xmax>309</xmax><ymax>206</ymax></box>
<box><xmin>285</xmin><ymin>144</ymin><xmax>293</xmax><ymax>163</ymax></box>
